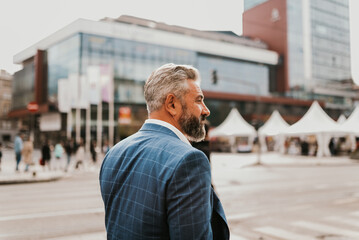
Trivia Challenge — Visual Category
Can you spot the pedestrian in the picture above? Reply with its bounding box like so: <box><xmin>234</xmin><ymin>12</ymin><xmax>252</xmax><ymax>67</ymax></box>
<box><xmin>54</xmin><ymin>141</ymin><xmax>64</xmax><ymax>170</ymax></box>
<box><xmin>301</xmin><ymin>139</ymin><xmax>309</xmax><ymax>156</ymax></box>
<box><xmin>22</xmin><ymin>135</ymin><xmax>34</xmax><ymax>172</ymax></box>
<box><xmin>14</xmin><ymin>133</ymin><xmax>23</xmax><ymax>172</ymax></box>
<box><xmin>102</xmin><ymin>139</ymin><xmax>110</xmax><ymax>155</ymax></box>
<box><xmin>100</xmin><ymin>63</ymin><xmax>229</xmax><ymax>239</ymax></box>
<box><xmin>192</xmin><ymin>121</ymin><xmax>215</xmax><ymax>188</ymax></box>
<box><xmin>41</xmin><ymin>139</ymin><xmax>51</xmax><ymax>170</ymax></box>
<box><xmin>90</xmin><ymin>139</ymin><xmax>97</xmax><ymax>164</ymax></box>
<box><xmin>64</xmin><ymin>139</ymin><xmax>73</xmax><ymax>171</ymax></box>
<box><xmin>192</xmin><ymin>121</ymin><xmax>211</xmax><ymax>161</ymax></box>
<box><xmin>0</xmin><ymin>142</ymin><xmax>2</xmax><ymax>171</ymax></box>
<box><xmin>75</xmin><ymin>140</ymin><xmax>85</xmax><ymax>169</ymax></box>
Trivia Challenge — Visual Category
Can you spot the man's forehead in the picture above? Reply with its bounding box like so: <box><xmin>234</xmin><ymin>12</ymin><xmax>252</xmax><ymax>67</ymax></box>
<box><xmin>187</xmin><ymin>79</ymin><xmax>203</xmax><ymax>93</ymax></box>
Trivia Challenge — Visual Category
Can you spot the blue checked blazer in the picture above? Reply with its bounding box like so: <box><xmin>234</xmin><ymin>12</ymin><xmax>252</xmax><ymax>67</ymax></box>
<box><xmin>100</xmin><ymin>123</ymin><xmax>229</xmax><ymax>240</ymax></box>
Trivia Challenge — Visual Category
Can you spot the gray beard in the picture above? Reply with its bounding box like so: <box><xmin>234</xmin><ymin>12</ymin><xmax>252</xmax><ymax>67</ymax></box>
<box><xmin>179</xmin><ymin>106</ymin><xmax>206</xmax><ymax>142</ymax></box>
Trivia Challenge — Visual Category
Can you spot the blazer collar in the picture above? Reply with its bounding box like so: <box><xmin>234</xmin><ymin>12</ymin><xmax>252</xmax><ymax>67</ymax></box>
<box><xmin>140</xmin><ymin>122</ymin><xmax>186</xmax><ymax>142</ymax></box>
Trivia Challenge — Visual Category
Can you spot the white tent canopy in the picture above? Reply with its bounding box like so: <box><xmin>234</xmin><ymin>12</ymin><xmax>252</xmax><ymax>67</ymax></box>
<box><xmin>259</xmin><ymin>110</ymin><xmax>289</xmax><ymax>136</ymax></box>
<box><xmin>258</xmin><ymin>110</ymin><xmax>289</xmax><ymax>152</ymax></box>
<box><xmin>340</xmin><ymin>105</ymin><xmax>359</xmax><ymax>136</ymax></box>
<box><xmin>209</xmin><ymin>108</ymin><xmax>256</xmax><ymax>152</ymax></box>
<box><xmin>337</xmin><ymin>105</ymin><xmax>359</xmax><ymax>151</ymax></box>
<box><xmin>337</xmin><ymin>114</ymin><xmax>347</xmax><ymax>124</ymax></box>
<box><xmin>209</xmin><ymin>108</ymin><xmax>256</xmax><ymax>138</ymax></box>
<box><xmin>281</xmin><ymin>101</ymin><xmax>350</xmax><ymax>157</ymax></box>
<box><xmin>283</xmin><ymin>101</ymin><xmax>345</xmax><ymax>136</ymax></box>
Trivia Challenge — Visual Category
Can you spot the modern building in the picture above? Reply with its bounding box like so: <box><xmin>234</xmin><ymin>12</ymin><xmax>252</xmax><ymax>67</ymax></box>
<box><xmin>10</xmin><ymin>15</ymin><xmax>316</xmax><ymax>148</ymax></box>
<box><xmin>243</xmin><ymin>0</ymin><xmax>357</xmax><ymax>111</ymax></box>
<box><xmin>244</xmin><ymin>0</ymin><xmax>269</xmax><ymax>11</ymax></box>
<box><xmin>0</xmin><ymin>70</ymin><xmax>17</xmax><ymax>146</ymax></box>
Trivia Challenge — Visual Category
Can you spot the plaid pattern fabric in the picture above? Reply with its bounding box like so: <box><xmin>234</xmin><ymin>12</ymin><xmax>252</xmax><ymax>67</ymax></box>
<box><xmin>100</xmin><ymin>123</ymin><xmax>229</xmax><ymax>240</ymax></box>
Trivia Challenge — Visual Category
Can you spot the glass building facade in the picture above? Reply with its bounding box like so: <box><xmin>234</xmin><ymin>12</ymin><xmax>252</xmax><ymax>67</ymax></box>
<box><xmin>245</xmin><ymin>0</ymin><xmax>353</xmax><ymax>108</ymax></box>
<box><xmin>244</xmin><ymin>0</ymin><xmax>269</xmax><ymax>11</ymax></box>
<box><xmin>198</xmin><ymin>54</ymin><xmax>269</xmax><ymax>96</ymax></box>
<box><xmin>287</xmin><ymin>0</ymin><xmax>305</xmax><ymax>89</ymax></box>
<box><xmin>12</xmin><ymin>62</ymin><xmax>35</xmax><ymax>110</ymax></box>
<box><xmin>44</xmin><ymin>32</ymin><xmax>272</xmax><ymax>141</ymax></box>
<box><xmin>46</xmin><ymin>33</ymin><xmax>271</xmax><ymax>105</ymax></box>
<box><xmin>287</xmin><ymin>0</ymin><xmax>351</xmax><ymax>88</ymax></box>
<box><xmin>310</xmin><ymin>0</ymin><xmax>351</xmax><ymax>82</ymax></box>
<box><xmin>11</xmin><ymin>16</ymin><xmax>283</xmax><ymax>146</ymax></box>
<box><xmin>48</xmin><ymin>34</ymin><xmax>81</xmax><ymax>102</ymax></box>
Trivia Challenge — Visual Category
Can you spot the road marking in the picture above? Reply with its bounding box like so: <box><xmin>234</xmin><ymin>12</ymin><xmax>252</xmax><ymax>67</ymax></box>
<box><xmin>325</xmin><ymin>216</ymin><xmax>359</xmax><ymax>228</ymax></box>
<box><xmin>230</xmin><ymin>234</ymin><xmax>249</xmax><ymax>240</ymax></box>
<box><xmin>254</xmin><ymin>226</ymin><xmax>315</xmax><ymax>240</ymax></box>
<box><xmin>0</xmin><ymin>208</ymin><xmax>104</xmax><ymax>221</ymax></box>
<box><xmin>227</xmin><ymin>212</ymin><xmax>256</xmax><ymax>221</ymax></box>
<box><xmin>292</xmin><ymin>221</ymin><xmax>359</xmax><ymax>238</ymax></box>
<box><xmin>333</xmin><ymin>198</ymin><xmax>358</xmax><ymax>205</ymax></box>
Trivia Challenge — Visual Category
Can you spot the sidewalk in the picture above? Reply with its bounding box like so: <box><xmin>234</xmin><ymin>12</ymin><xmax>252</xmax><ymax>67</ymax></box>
<box><xmin>1</xmin><ymin>149</ymin><xmax>358</xmax><ymax>185</ymax></box>
<box><xmin>211</xmin><ymin>151</ymin><xmax>359</xmax><ymax>168</ymax></box>
<box><xmin>0</xmin><ymin>148</ymin><xmax>101</xmax><ymax>185</ymax></box>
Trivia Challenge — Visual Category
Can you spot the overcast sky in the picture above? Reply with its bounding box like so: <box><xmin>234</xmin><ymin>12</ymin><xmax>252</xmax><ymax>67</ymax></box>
<box><xmin>0</xmin><ymin>0</ymin><xmax>243</xmax><ymax>74</ymax></box>
<box><xmin>0</xmin><ymin>0</ymin><xmax>357</xmax><ymax>84</ymax></box>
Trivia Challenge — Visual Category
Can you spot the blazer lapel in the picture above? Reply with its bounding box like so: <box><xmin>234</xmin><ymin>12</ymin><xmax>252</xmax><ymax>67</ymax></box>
<box><xmin>212</xmin><ymin>190</ymin><xmax>230</xmax><ymax>240</ymax></box>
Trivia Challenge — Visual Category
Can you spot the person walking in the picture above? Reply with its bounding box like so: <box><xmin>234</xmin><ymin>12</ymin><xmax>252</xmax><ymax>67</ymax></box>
<box><xmin>54</xmin><ymin>142</ymin><xmax>64</xmax><ymax>170</ymax></box>
<box><xmin>192</xmin><ymin>121</ymin><xmax>211</xmax><ymax>161</ymax></box>
<box><xmin>14</xmin><ymin>133</ymin><xmax>23</xmax><ymax>172</ymax></box>
<box><xmin>64</xmin><ymin>139</ymin><xmax>73</xmax><ymax>171</ymax></box>
<box><xmin>0</xmin><ymin>142</ymin><xmax>2</xmax><ymax>171</ymax></box>
<box><xmin>192</xmin><ymin>121</ymin><xmax>215</xmax><ymax>188</ymax></box>
<box><xmin>41</xmin><ymin>140</ymin><xmax>51</xmax><ymax>170</ymax></box>
<box><xmin>102</xmin><ymin>140</ymin><xmax>110</xmax><ymax>155</ymax></box>
<box><xmin>90</xmin><ymin>139</ymin><xmax>97</xmax><ymax>164</ymax></box>
<box><xmin>22</xmin><ymin>136</ymin><xmax>34</xmax><ymax>172</ymax></box>
<box><xmin>75</xmin><ymin>139</ymin><xmax>85</xmax><ymax>170</ymax></box>
<box><xmin>100</xmin><ymin>63</ymin><xmax>229</xmax><ymax>239</ymax></box>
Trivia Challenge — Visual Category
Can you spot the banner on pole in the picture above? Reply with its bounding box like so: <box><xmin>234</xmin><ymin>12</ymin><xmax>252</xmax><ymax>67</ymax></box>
<box><xmin>118</xmin><ymin>107</ymin><xmax>131</xmax><ymax>125</ymax></box>
<box><xmin>58</xmin><ymin>78</ymin><xmax>70</xmax><ymax>112</ymax></box>
<box><xmin>68</xmin><ymin>74</ymin><xmax>79</xmax><ymax>108</ymax></box>
<box><xmin>79</xmin><ymin>75</ymin><xmax>89</xmax><ymax>108</ymax></box>
<box><xmin>100</xmin><ymin>64</ymin><xmax>114</xmax><ymax>103</ymax></box>
<box><xmin>87</xmin><ymin>66</ymin><xmax>101</xmax><ymax>104</ymax></box>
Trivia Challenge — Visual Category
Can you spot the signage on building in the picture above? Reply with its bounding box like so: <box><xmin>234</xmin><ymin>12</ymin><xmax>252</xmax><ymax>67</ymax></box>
<box><xmin>118</xmin><ymin>107</ymin><xmax>131</xmax><ymax>124</ymax></box>
<box><xmin>39</xmin><ymin>113</ymin><xmax>61</xmax><ymax>131</ymax></box>
<box><xmin>27</xmin><ymin>102</ymin><xmax>39</xmax><ymax>112</ymax></box>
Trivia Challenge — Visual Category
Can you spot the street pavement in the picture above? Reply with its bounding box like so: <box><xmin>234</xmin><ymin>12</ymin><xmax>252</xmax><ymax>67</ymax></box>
<box><xmin>1</xmin><ymin>148</ymin><xmax>359</xmax><ymax>240</ymax></box>
<box><xmin>210</xmin><ymin>151</ymin><xmax>359</xmax><ymax>189</ymax></box>
<box><xmin>1</xmin><ymin>148</ymin><xmax>357</xmax><ymax>185</ymax></box>
<box><xmin>0</xmin><ymin>148</ymin><xmax>102</xmax><ymax>185</ymax></box>
<box><xmin>210</xmin><ymin>153</ymin><xmax>359</xmax><ymax>240</ymax></box>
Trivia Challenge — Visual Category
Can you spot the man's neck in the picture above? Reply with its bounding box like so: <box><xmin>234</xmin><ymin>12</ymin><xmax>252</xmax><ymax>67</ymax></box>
<box><xmin>149</xmin><ymin>111</ymin><xmax>181</xmax><ymax>132</ymax></box>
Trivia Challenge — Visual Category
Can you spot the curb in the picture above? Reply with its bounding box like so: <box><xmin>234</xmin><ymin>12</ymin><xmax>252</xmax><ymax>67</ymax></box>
<box><xmin>0</xmin><ymin>171</ymin><xmax>66</xmax><ymax>185</ymax></box>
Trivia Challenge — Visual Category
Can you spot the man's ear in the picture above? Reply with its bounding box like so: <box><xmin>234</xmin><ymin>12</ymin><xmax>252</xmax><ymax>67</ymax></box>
<box><xmin>164</xmin><ymin>94</ymin><xmax>180</xmax><ymax>117</ymax></box>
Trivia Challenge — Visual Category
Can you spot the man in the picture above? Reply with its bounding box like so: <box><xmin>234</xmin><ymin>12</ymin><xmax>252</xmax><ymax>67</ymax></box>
<box><xmin>100</xmin><ymin>63</ymin><xmax>229</xmax><ymax>239</ymax></box>
<box><xmin>14</xmin><ymin>133</ymin><xmax>23</xmax><ymax>172</ymax></box>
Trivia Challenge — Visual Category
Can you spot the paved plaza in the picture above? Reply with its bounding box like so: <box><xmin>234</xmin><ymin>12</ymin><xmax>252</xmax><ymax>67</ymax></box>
<box><xmin>1</xmin><ymin>149</ymin><xmax>359</xmax><ymax>239</ymax></box>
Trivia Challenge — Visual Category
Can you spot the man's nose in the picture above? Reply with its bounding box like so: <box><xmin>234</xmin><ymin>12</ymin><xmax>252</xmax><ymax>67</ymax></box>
<box><xmin>202</xmin><ymin>103</ymin><xmax>210</xmax><ymax>117</ymax></box>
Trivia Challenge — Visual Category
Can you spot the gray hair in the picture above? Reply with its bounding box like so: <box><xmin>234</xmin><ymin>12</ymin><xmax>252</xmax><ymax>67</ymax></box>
<box><xmin>144</xmin><ymin>63</ymin><xmax>200</xmax><ymax>113</ymax></box>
